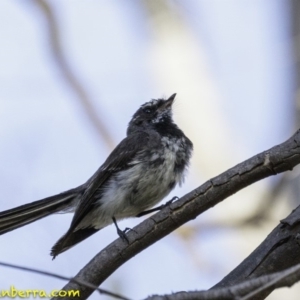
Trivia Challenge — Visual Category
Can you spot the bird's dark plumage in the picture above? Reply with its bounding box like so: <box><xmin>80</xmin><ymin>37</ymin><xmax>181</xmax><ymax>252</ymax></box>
<box><xmin>0</xmin><ymin>94</ymin><xmax>193</xmax><ymax>258</ymax></box>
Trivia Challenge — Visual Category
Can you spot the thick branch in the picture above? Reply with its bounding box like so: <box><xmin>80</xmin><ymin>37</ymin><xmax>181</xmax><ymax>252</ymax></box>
<box><xmin>145</xmin><ymin>263</ymin><xmax>300</xmax><ymax>300</ymax></box>
<box><xmin>211</xmin><ymin>203</ymin><xmax>300</xmax><ymax>299</ymax></box>
<box><xmin>53</xmin><ymin>129</ymin><xmax>300</xmax><ymax>299</ymax></box>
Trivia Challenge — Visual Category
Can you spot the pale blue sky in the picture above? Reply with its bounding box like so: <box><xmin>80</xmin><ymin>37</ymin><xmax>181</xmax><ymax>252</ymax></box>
<box><xmin>0</xmin><ymin>1</ymin><xmax>295</xmax><ymax>299</ymax></box>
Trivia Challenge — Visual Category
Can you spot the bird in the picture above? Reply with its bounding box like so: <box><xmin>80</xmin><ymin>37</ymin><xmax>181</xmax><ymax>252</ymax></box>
<box><xmin>0</xmin><ymin>94</ymin><xmax>193</xmax><ymax>259</ymax></box>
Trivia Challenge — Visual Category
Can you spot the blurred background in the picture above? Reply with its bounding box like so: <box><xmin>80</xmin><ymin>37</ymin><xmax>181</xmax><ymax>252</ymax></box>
<box><xmin>0</xmin><ymin>0</ymin><xmax>298</xmax><ymax>299</ymax></box>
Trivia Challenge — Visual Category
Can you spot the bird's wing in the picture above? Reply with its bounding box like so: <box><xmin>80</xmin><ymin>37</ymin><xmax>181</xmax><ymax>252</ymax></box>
<box><xmin>68</xmin><ymin>131</ymin><xmax>150</xmax><ymax>233</ymax></box>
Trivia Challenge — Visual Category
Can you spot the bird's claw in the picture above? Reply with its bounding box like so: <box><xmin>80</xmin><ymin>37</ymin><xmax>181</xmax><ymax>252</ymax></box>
<box><xmin>116</xmin><ymin>227</ymin><xmax>130</xmax><ymax>243</ymax></box>
<box><xmin>164</xmin><ymin>196</ymin><xmax>179</xmax><ymax>207</ymax></box>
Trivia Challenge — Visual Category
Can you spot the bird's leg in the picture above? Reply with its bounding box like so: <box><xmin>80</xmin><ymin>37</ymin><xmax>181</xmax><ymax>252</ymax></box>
<box><xmin>112</xmin><ymin>217</ymin><xmax>131</xmax><ymax>243</ymax></box>
<box><xmin>136</xmin><ymin>196</ymin><xmax>178</xmax><ymax>217</ymax></box>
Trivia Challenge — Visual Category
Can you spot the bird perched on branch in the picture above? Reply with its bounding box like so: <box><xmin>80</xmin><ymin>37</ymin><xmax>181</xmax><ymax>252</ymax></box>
<box><xmin>0</xmin><ymin>94</ymin><xmax>193</xmax><ymax>258</ymax></box>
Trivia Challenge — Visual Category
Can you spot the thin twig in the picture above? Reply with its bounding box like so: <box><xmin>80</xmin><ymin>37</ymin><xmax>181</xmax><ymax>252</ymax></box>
<box><xmin>0</xmin><ymin>261</ymin><xmax>131</xmax><ymax>300</ymax></box>
<box><xmin>239</xmin><ymin>264</ymin><xmax>300</xmax><ymax>300</ymax></box>
<box><xmin>28</xmin><ymin>0</ymin><xmax>115</xmax><ymax>149</ymax></box>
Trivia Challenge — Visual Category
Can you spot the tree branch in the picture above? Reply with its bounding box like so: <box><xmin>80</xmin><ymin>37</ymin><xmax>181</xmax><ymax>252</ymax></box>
<box><xmin>0</xmin><ymin>261</ymin><xmax>130</xmax><ymax>300</ymax></box>
<box><xmin>29</xmin><ymin>0</ymin><xmax>115</xmax><ymax>149</ymax></box>
<box><xmin>144</xmin><ymin>263</ymin><xmax>300</xmax><ymax>300</ymax></box>
<box><xmin>52</xmin><ymin>129</ymin><xmax>300</xmax><ymax>299</ymax></box>
<box><xmin>211</xmin><ymin>203</ymin><xmax>300</xmax><ymax>299</ymax></box>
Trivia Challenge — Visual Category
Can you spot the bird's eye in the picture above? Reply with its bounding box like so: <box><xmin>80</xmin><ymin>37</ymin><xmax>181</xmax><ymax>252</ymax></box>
<box><xmin>143</xmin><ymin>107</ymin><xmax>153</xmax><ymax>114</ymax></box>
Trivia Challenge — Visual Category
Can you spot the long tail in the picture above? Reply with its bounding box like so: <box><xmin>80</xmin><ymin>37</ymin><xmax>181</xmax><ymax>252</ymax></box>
<box><xmin>51</xmin><ymin>227</ymin><xmax>100</xmax><ymax>259</ymax></box>
<box><xmin>0</xmin><ymin>188</ymin><xmax>81</xmax><ymax>235</ymax></box>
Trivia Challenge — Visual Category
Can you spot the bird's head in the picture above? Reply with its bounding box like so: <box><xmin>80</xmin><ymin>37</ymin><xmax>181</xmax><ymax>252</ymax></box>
<box><xmin>127</xmin><ymin>93</ymin><xmax>176</xmax><ymax>135</ymax></box>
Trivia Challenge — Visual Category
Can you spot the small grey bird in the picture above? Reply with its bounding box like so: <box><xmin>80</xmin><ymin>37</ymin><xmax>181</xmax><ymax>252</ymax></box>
<box><xmin>0</xmin><ymin>94</ymin><xmax>193</xmax><ymax>258</ymax></box>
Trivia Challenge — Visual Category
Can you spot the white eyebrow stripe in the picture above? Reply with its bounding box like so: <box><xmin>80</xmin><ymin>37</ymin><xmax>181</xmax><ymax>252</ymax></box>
<box><xmin>141</xmin><ymin>99</ymin><xmax>159</xmax><ymax>108</ymax></box>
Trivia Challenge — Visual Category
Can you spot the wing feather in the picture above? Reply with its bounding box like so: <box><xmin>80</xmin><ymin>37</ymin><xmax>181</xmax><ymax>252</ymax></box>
<box><xmin>68</xmin><ymin>132</ymin><xmax>150</xmax><ymax>233</ymax></box>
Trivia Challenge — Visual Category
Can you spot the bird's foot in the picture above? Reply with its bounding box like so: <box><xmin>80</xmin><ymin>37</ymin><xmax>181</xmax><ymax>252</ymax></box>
<box><xmin>112</xmin><ymin>217</ymin><xmax>132</xmax><ymax>243</ymax></box>
<box><xmin>164</xmin><ymin>196</ymin><xmax>179</xmax><ymax>207</ymax></box>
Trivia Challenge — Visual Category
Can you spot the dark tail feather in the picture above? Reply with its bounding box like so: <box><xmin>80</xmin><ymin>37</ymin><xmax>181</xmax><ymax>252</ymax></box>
<box><xmin>51</xmin><ymin>227</ymin><xmax>99</xmax><ymax>259</ymax></box>
<box><xmin>0</xmin><ymin>189</ymin><xmax>80</xmax><ymax>235</ymax></box>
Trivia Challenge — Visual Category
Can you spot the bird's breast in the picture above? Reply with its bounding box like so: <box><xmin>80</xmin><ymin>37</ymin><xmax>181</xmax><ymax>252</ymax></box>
<box><xmin>98</xmin><ymin>135</ymin><xmax>190</xmax><ymax>220</ymax></box>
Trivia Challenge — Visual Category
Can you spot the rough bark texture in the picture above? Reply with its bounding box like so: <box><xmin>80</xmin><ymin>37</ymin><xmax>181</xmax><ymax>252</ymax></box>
<box><xmin>211</xmin><ymin>205</ymin><xmax>300</xmax><ymax>299</ymax></box>
<box><xmin>52</xmin><ymin>129</ymin><xmax>300</xmax><ymax>300</ymax></box>
<box><xmin>146</xmin><ymin>264</ymin><xmax>300</xmax><ymax>300</ymax></box>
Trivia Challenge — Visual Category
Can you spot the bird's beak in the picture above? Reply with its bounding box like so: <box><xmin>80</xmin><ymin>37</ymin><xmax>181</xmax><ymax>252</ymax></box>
<box><xmin>161</xmin><ymin>93</ymin><xmax>176</xmax><ymax>110</ymax></box>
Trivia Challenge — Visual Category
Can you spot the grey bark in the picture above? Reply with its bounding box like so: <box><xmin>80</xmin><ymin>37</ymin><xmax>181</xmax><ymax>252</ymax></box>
<box><xmin>52</xmin><ymin>129</ymin><xmax>300</xmax><ymax>299</ymax></box>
